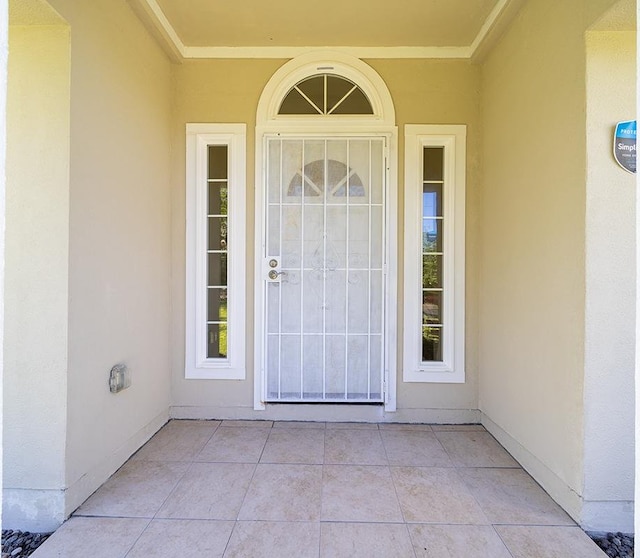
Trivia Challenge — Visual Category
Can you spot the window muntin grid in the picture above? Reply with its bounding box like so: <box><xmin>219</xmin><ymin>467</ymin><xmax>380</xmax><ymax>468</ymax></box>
<box><xmin>422</xmin><ymin>147</ymin><xmax>444</xmax><ymax>363</ymax></box>
<box><xmin>278</xmin><ymin>74</ymin><xmax>374</xmax><ymax>116</ymax></box>
<box><xmin>207</xmin><ymin>145</ymin><xmax>229</xmax><ymax>359</ymax></box>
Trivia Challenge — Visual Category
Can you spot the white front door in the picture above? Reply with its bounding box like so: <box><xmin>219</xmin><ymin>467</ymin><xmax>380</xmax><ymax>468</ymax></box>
<box><xmin>263</xmin><ymin>137</ymin><xmax>386</xmax><ymax>402</ymax></box>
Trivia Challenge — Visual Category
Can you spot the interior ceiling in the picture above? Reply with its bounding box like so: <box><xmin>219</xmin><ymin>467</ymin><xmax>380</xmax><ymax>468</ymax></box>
<box><xmin>154</xmin><ymin>0</ymin><xmax>501</xmax><ymax>47</ymax></box>
<box><xmin>9</xmin><ymin>0</ymin><xmax>65</xmax><ymax>25</ymax></box>
<box><xmin>590</xmin><ymin>0</ymin><xmax>636</xmax><ymax>31</ymax></box>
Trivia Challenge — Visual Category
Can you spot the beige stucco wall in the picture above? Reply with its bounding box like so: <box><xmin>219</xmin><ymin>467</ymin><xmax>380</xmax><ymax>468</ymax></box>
<box><xmin>0</xmin><ymin>0</ymin><xmax>7</xmax><ymax>533</ymax></box>
<box><xmin>170</xmin><ymin>58</ymin><xmax>482</xmax><ymax>419</ymax></box>
<box><xmin>48</xmin><ymin>0</ymin><xmax>173</xmax><ymax>516</ymax></box>
<box><xmin>4</xmin><ymin>22</ymin><xmax>70</xmax><ymax>530</ymax></box>
<box><xmin>583</xmin><ymin>28</ymin><xmax>636</xmax><ymax>532</ymax></box>
<box><xmin>480</xmin><ymin>0</ymin><xmax>589</xmax><ymax>520</ymax></box>
<box><xmin>479</xmin><ymin>0</ymin><xmax>635</xmax><ymax>531</ymax></box>
<box><xmin>6</xmin><ymin>0</ymin><xmax>174</xmax><ymax>527</ymax></box>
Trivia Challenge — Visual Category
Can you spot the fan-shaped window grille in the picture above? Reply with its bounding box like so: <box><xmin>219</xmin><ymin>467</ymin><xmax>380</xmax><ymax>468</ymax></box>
<box><xmin>279</xmin><ymin>74</ymin><xmax>374</xmax><ymax>115</ymax></box>
<box><xmin>288</xmin><ymin>159</ymin><xmax>365</xmax><ymax>197</ymax></box>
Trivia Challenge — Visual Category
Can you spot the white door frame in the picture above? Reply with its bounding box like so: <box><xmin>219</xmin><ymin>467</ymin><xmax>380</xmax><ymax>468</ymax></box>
<box><xmin>253</xmin><ymin>52</ymin><xmax>398</xmax><ymax>411</ymax></box>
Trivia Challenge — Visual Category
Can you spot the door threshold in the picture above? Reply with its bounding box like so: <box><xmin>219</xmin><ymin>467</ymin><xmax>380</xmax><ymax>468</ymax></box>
<box><xmin>265</xmin><ymin>401</ymin><xmax>384</xmax><ymax>406</ymax></box>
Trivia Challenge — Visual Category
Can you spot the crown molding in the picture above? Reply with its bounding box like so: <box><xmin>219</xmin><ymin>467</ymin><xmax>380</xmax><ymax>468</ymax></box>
<box><xmin>131</xmin><ymin>0</ymin><xmax>519</xmax><ymax>62</ymax></box>
<box><xmin>470</xmin><ymin>0</ymin><xmax>527</xmax><ymax>63</ymax></box>
<box><xmin>182</xmin><ymin>46</ymin><xmax>472</xmax><ymax>59</ymax></box>
<box><xmin>128</xmin><ymin>0</ymin><xmax>185</xmax><ymax>62</ymax></box>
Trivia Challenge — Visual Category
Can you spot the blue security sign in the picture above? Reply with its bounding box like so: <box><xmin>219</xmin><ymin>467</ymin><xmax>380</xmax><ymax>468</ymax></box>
<box><xmin>614</xmin><ymin>120</ymin><xmax>636</xmax><ymax>174</ymax></box>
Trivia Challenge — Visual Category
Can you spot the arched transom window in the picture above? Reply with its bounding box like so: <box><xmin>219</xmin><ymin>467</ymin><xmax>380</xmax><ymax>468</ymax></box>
<box><xmin>278</xmin><ymin>74</ymin><xmax>374</xmax><ymax>115</ymax></box>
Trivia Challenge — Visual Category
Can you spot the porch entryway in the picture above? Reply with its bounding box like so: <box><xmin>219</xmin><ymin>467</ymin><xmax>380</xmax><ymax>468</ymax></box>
<box><xmin>31</xmin><ymin>420</ymin><xmax>606</xmax><ymax>557</ymax></box>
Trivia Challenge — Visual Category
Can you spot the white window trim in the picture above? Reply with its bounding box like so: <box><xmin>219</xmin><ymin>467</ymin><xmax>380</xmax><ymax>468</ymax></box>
<box><xmin>185</xmin><ymin>123</ymin><xmax>246</xmax><ymax>379</ymax></box>
<box><xmin>403</xmin><ymin>125</ymin><xmax>466</xmax><ymax>383</ymax></box>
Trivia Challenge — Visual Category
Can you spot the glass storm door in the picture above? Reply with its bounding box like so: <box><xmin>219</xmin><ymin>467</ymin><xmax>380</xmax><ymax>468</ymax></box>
<box><xmin>264</xmin><ymin>137</ymin><xmax>386</xmax><ymax>402</ymax></box>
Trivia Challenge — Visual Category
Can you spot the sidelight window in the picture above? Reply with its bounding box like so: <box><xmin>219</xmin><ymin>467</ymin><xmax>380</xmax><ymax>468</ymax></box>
<box><xmin>403</xmin><ymin>125</ymin><xmax>466</xmax><ymax>383</ymax></box>
<box><xmin>186</xmin><ymin>124</ymin><xmax>246</xmax><ymax>379</ymax></box>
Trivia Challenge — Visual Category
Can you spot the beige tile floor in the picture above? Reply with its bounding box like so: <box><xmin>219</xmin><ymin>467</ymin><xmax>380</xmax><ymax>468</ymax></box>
<box><xmin>32</xmin><ymin>420</ymin><xmax>606</xmax><ymax>558</ymax></box>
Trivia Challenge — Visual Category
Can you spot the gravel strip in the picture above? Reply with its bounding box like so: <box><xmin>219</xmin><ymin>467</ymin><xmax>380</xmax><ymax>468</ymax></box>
<box><xmin>2</xmin><ymin>531</ymin><xmax>52</xmax><ymax>558</ymax></box>
<box><xmin>2</xmin><ymin>527</ymin><xmax>634</xmax><ymax>556</ymax></box>
<box><xmin>590</xmin><ymin>532</ymin><xmax>634</xmax><ymax>558</ymax></box>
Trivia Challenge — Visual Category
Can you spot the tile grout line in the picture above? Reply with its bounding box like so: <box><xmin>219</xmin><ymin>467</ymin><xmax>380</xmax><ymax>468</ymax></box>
<box><xmin>121</xmin><ymin>517</ymin><xmax>154</xmax><ymax>558</ymax></box>
<box><xmin>123</xmin><ymin>419</ymin><xmax>229</xmax><ymax>556</ymax></box>
<box><xmin>431</xmin><ymin>427</ymin><xmax>458</xmax><ymax>466</ymax></box>
<box><xmin>210</xmin><ymin>421</ymin><xmax>240</xmax><ymax>557</ymax></box>
<box><xmin>437</xmin><ymin>430</ymin><xmax>526</xmax><ymax>528</ymax></box>
<box><xmin>379</xmin><ymin>428</ymin><xmax>420</xmax><ymax>558</ymax></box>
<box><xmin>148</xmin><ymin>420</ymin><xmax>224</xmax><ymax>521</ymax></box>
<box><xmin>232</xmin><ymin>425</ymin><xmax>269</xmax><ymax>522</ymax></box>
<box><xmin>451</xmin><ymin>464</ymin><xmax>494</xmax><ymax>527</ymax></box>
<box><xmin>218</xmin><ymin>423</ymin><xmax>269</xmax><ymax>557</ymax></box>
<box><xmin>492</xmin><ymin>524</ymin><xmax>518</xmax><ymax>558</ymax></box>
<box><xmin>255</xmin><ymin>423</ymin><xmax>272</xmax><ymax>464</ymax></box>
<box><xmin>121</xmin><ymin>420</ymin><xmax>223</xmax><ymax>557</ymax></box>
<box><xmin>319</xmin><ymin>421</ymin><xmax>327</xmax><ymax>553</ymax></box>
<box><xmin>221</xmin><ymin>520</ymin><xmax>238</xmax><ymax>557</ymax></box>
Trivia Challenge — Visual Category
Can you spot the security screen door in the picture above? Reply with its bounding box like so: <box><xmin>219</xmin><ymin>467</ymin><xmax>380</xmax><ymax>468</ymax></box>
<box><xmin>264</xmin><ymin>137</ymin><xmax>386</xmax><ymax>402</ymax></box>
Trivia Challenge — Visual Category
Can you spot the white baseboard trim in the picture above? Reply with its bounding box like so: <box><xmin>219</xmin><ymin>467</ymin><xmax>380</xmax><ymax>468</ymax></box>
<box><xmin>2</xmin><ymin>488</ymin><xmax>66</xmax><ymax>532</ymax></box>
<box><xmin>483</xmin><ymin>413</ymin><xmax>635</xmax><ymax>533</ymax></box>
<box><xmin>481</xmin><ymin>412</ymin><xmax>583</xmax><ymax>523</ymax></box>
<box><xmin>64</xmin><ymin>409</ymin><xmax>169</xmax><ymax>518</ymax></box>
<box><xmin>170</xmin><ymin>404</ymin><xmax>480</xmax><ymax>424</ymax></box>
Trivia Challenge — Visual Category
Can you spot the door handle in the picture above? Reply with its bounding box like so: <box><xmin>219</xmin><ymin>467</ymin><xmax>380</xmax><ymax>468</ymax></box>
<box><xmin>268</xmin><ymin>270</ymin><xmax>287</xmax><ymax>280</ymax></box>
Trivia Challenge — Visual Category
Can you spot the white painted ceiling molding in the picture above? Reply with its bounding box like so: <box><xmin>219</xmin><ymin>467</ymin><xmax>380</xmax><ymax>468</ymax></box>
<box><xmin>128</xmin><ymin>0</ymin><xmax>524</xmax><ymax>63</ymax></box>
<box><xmin>184</xmin><ymin>46</ymin><xmax>473</xmax><ymax>60</ymax></box>
<box><xmin>128</xmin><ymin>0</ymin><xmax>185</xmax><ymax>62</ymax></box>
<box><xmin>470</xmin><ymin>0</ymin><xmax>527</xmax><ymax>62</ymax></box>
